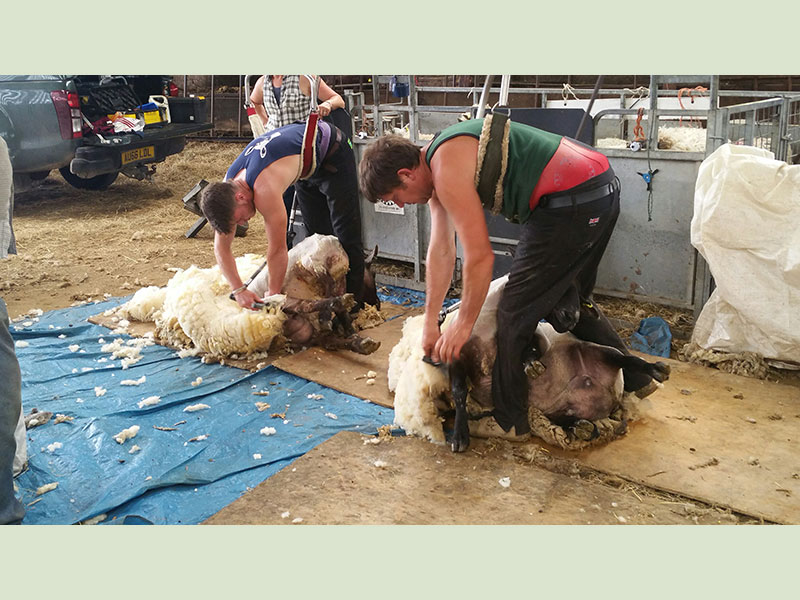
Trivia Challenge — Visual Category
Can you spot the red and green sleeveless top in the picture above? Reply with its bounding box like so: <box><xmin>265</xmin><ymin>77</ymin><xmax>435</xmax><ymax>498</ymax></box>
<box><xmin>424</xmin><ymin>118</ymin><xmax>562</xmax><ymax>224</ymax></box>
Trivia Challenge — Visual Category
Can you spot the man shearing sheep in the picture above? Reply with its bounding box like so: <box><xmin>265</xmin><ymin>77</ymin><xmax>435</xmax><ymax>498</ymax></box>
<box><xmin>200</xmin><ymin>120</ymin><xmax>365</xmax><ymax>311</ymax></box>
<box><xmin>359</xmin><ymin>117</ymin><xmax>659</xmax><ymax>441</ymax></box>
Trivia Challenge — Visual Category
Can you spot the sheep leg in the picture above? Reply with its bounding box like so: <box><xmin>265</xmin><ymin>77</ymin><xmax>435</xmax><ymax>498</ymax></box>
<box><xmin>449</xmin><ymin>359</ymin><xmax>470</xmax><ymax>453</ymax></box>
<box><xmin>608</xmin><ymin>352</ymin><xmax>670</xmax><ymax>386</ymax></box>
<box><xmin>283</xmin><ymin>294</ymin><xmax>357</xmax><ymax>335</ymax></box>
<box><xmin>316</xmin><ymin>333</ymin><xmax>380</xmax><ymax>355</ymax></box>
<box><xmin>331</xmin><ymin>305</ymin><xmax>356</xmax><ymax>337</ymax></box>
<box><xmin>590</xmin><ymin>345</ymin><xmax>671</xmax><ymax>390</ymax></box>
<box><xmin>282</xmin><ymin>294</ymin><xmax>355</xmax><ymax>316</ymax></box>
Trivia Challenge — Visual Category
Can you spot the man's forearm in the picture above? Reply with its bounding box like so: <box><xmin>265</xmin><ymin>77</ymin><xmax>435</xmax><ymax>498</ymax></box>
<box><xmin>453</xmin><ymin>252</ymin><xmax>494</xmax><ymax>332</ymax></box>
<box><xmin>266</xmin><ymin>249</ymin><xmax>288</xmax><ymax>296</ymax></box>
<box><xmin>214</xmin><ymin>235</ymin><xmax>243</xmax><ymax>290</ymax></box>
<box><xmin>424</xmin><ymin>237</ymin><xmax>456</xmax><ymax>325</ymax></box>
<box><xmin>217</xmin><ymin>253</ymin><xmax>243</xmax><ymax>291</ymax></box>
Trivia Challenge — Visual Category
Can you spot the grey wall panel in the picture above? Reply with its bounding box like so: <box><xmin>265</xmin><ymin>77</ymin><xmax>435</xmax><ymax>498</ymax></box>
<box><xmin>595</xmin><ymin>155</ymin><xmax>701</xmax><ymax>307</ymax></box>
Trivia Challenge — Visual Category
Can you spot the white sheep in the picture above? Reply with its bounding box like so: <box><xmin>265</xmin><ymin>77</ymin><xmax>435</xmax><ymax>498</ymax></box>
<box><xmin>119</xmin><ymin>234</ymin><xmax>378</xmax><ymax>359</ymax></box>
<box><xmin>388</xmin><ymin>276</ymin><xmax>507</xmax><ymax>445</ymax></box>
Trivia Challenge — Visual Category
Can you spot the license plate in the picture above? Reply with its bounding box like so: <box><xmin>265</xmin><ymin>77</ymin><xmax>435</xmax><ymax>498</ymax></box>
<box><xmin>121</xmin><ymin>145</ymin><xmax>155</xmax><ymax>165</ymax></box>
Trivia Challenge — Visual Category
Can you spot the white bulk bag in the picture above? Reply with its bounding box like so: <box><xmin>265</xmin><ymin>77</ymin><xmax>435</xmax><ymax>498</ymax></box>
<box><xmin>691</xmin><ymin>143</ymin><xmax>800</xmax><ymax>363</ymax></box>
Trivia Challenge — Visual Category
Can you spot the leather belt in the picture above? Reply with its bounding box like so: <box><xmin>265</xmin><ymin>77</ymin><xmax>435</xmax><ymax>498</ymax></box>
<box><xmin>539</xmin><ymin>179</ymin><xmax>618</xmax><ymax>210</ymax></box>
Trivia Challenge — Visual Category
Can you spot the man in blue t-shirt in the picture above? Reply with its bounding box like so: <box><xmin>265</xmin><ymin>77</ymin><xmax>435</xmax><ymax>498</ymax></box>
<box><xmin>200</xmin><ymin>121</ymin><xmax>365</xmax><ymax>309</ymax></box>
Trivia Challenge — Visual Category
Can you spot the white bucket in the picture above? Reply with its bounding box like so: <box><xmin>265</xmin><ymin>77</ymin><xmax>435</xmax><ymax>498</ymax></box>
<box><xmin>148</xmin><ymin>95</ymin><xmax>171</xmax><ymax>123</ymax></box>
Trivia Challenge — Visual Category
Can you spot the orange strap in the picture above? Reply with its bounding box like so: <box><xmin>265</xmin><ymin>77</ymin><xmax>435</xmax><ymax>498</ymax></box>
<box><xmin>678</xmin><ymin>86</ymin><xmax>708</xmax><ymax>126</ymax></box>
<box><xmin>633</xmin><ymin>108</ymin><xmax>646</xmax><ymax>141</ymax></box>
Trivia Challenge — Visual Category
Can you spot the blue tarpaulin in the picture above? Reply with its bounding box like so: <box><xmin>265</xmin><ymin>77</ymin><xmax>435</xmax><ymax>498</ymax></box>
<box><xmin>378</xmin><ymin>284</ymin><xmax>459</xmax><ymax>309</ymax></box>
<box><xmin>630</xmin><ymin>316</ymin><xmax>673</xmax><ymax>358</ymax></box>
<box><xmin>10</xmin><ymin>297</ymin><xmax>395</xmax><ymax>525</ymax></box>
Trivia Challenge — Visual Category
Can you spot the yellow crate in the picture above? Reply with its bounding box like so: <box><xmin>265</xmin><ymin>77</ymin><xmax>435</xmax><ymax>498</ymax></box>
<box><xmin>142</xmin><ymin>109</ymin><xmax>163</xmax><ymax>125</ymax></box>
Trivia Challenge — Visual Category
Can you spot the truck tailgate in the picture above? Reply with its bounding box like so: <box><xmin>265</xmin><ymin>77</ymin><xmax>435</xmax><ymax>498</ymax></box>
<box><xmin>81</xmin><ymin>122</ymin><xmax>213</xmax><ymax>148</ymax></box>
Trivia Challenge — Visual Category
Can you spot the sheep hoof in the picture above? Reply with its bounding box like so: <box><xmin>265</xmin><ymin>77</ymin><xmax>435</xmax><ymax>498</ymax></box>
<box><xmin>450</xmin><ymin>408</ymin><xmax>470</xmax><ymax>452</ymax></box>
<box><xmin>450</xmin><ymin>433</ymin><xmax>470</xmax><ymax>453</ymax></box>
<box><xmin>571</xmin><ymin>419</ymin><xmax>597</xmax><ymax>441</ymax></box>
<box><xmin>650</xmin><ymin>361</ymin><xmax>671</xmax><ymax>382</ymax></box>
<box><xmin>524</xmin><ymin>360</ymin><xmax>546</xmax><ymax>380</ymax></box>
<box><xmin>352</xmin><ymin>336</ymin><xmax>381</xmax><ymax>355</ymax></box>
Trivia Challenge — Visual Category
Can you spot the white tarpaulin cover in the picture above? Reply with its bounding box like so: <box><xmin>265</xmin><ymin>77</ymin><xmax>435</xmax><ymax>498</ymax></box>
<box><xmin>691</xmin><ymin>143</ymin><xmax>800</xmax><ymax>363</ymax></box>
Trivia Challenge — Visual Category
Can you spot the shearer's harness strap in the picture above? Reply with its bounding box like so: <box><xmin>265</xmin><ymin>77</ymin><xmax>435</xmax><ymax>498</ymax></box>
<box><xmin>243</xmin><ymin>74</ymin><xmax>266</xmax><ymax>139</ymax></box>
<box><xmin>475</xmin><ymin>112</ymin><xmax>510</xmax><ymax>216</ymax></box>
<box><xmin>297</xmin><ymin>75</ymin><xmax>321</xmax><ymax>181</ymax></box>
<box><xmin>473</xmin><ymin>75</ymin><xmax>512</xmax><ymax>216</ymax></box>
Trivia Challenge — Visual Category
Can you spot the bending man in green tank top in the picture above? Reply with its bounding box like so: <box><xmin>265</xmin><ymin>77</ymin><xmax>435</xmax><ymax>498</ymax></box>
<box><xmin>359</xmin><ymin>117</ymin><xmax>661</xmax><ymax>441</ymax></box>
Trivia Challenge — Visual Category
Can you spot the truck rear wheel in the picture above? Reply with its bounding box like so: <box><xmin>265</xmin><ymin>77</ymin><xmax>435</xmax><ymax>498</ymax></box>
<box><xmin>59</xmin><ymin>167</ymin><xmax>119</xmax><ymax>191</ymax></box>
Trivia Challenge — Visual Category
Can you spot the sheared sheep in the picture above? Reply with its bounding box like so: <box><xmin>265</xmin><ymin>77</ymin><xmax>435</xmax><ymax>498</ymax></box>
<box><xmin>388</xmin><ymin>275</ymin><xmax>670</xmax><ymax>451</ymax></box>
<box><xmin>119</xmin><ymin>234</ymin><xmax>380</xmax><ymax>359</ymax></box>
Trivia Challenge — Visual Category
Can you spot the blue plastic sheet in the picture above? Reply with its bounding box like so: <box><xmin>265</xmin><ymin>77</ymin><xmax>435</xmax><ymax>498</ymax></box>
<box><xmin>630</xmin><ymin>316</ymin><xmax>673</xmax><ymax>358</ymax></box>
<box><xmin>10</xmin><ymin>298</ymin><xmax>393</xmax><ymax>525</ymax></box>
<box><xmin>378</xmin><ymin>284</ymin><xmax>459</xmax><ymax>309</ymax></box>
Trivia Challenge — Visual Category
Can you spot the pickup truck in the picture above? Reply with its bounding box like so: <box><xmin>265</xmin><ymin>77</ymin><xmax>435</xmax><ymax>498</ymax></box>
<box><xmin>0</xmin><ymin>75</ymin><xmax>212</xmax><ymax>192</ymax></box>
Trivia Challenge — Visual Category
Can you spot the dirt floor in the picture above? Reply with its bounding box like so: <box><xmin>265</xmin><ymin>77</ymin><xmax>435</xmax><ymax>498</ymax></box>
<box><xmin>7</xmin><ymin>140</ymin><xmax>799</xmax><ymax>525</ymax></box>
<box><xmin>3</xmin><ymin>141</ymin><xmax>249</xmax><ymax>319</ymax></box>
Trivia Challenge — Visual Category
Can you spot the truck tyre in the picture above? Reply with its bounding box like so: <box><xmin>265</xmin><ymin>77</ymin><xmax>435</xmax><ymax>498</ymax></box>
<box><xmin>59</xmin><ymin>167</ymin><xmax>119</xmax><ymax>191</ymax></box>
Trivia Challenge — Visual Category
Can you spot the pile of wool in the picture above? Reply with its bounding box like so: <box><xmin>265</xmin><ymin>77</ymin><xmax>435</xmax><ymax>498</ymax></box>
<box><xmin>596</xmin><ymin>137</ymin><xmax>630</xmax><ymax>149</ymax></box>
<box><xmin>679</xmin><ymin>342</ymin><xmax>771</xmax><ymax>380</ymax></box>
<box><xmin>120</xmin><ymin>253</ymin><xmax>286</xmax><ymax>358</ymax></box>
<box><xmin>657</xmin><ymin>127</ymin><xmax>707</xmax><ymax>152</ymax></box>
<box><xmin>597</xmin><ymin>128</ymin><xmax>708</xmax><ymax>152</ymax></box>
<box><xmin>352</xmin><ymin>303</ymin><xmax>385</xmax><ymax>331</ymax></box>
<box><xmin>394</xmin><ymin>127</ymin><xmax>434</xmax><ymax>142</ymax></box>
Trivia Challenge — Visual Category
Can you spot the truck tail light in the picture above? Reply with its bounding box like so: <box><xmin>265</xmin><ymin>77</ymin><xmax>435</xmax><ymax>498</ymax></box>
<box><xmin>168</xmin><ymin>81</ymin><xmax>179</xmax><ymax>97</ymax></box>
<box><xmin>51</xmin><ymin>90</ymin><xmax>83</xmax><ymax>139</ymax></box>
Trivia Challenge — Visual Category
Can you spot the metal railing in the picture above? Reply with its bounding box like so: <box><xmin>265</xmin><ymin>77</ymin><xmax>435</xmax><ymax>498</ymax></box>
<box><xmin>174</xmin><ymin>75</ymin><xmax>800</xmax><ymax>160</ymax></box>
<box><xmin>709</xmin><ymin>95</ymin><xmax>800</xmax><ymax>162</ymax></box>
